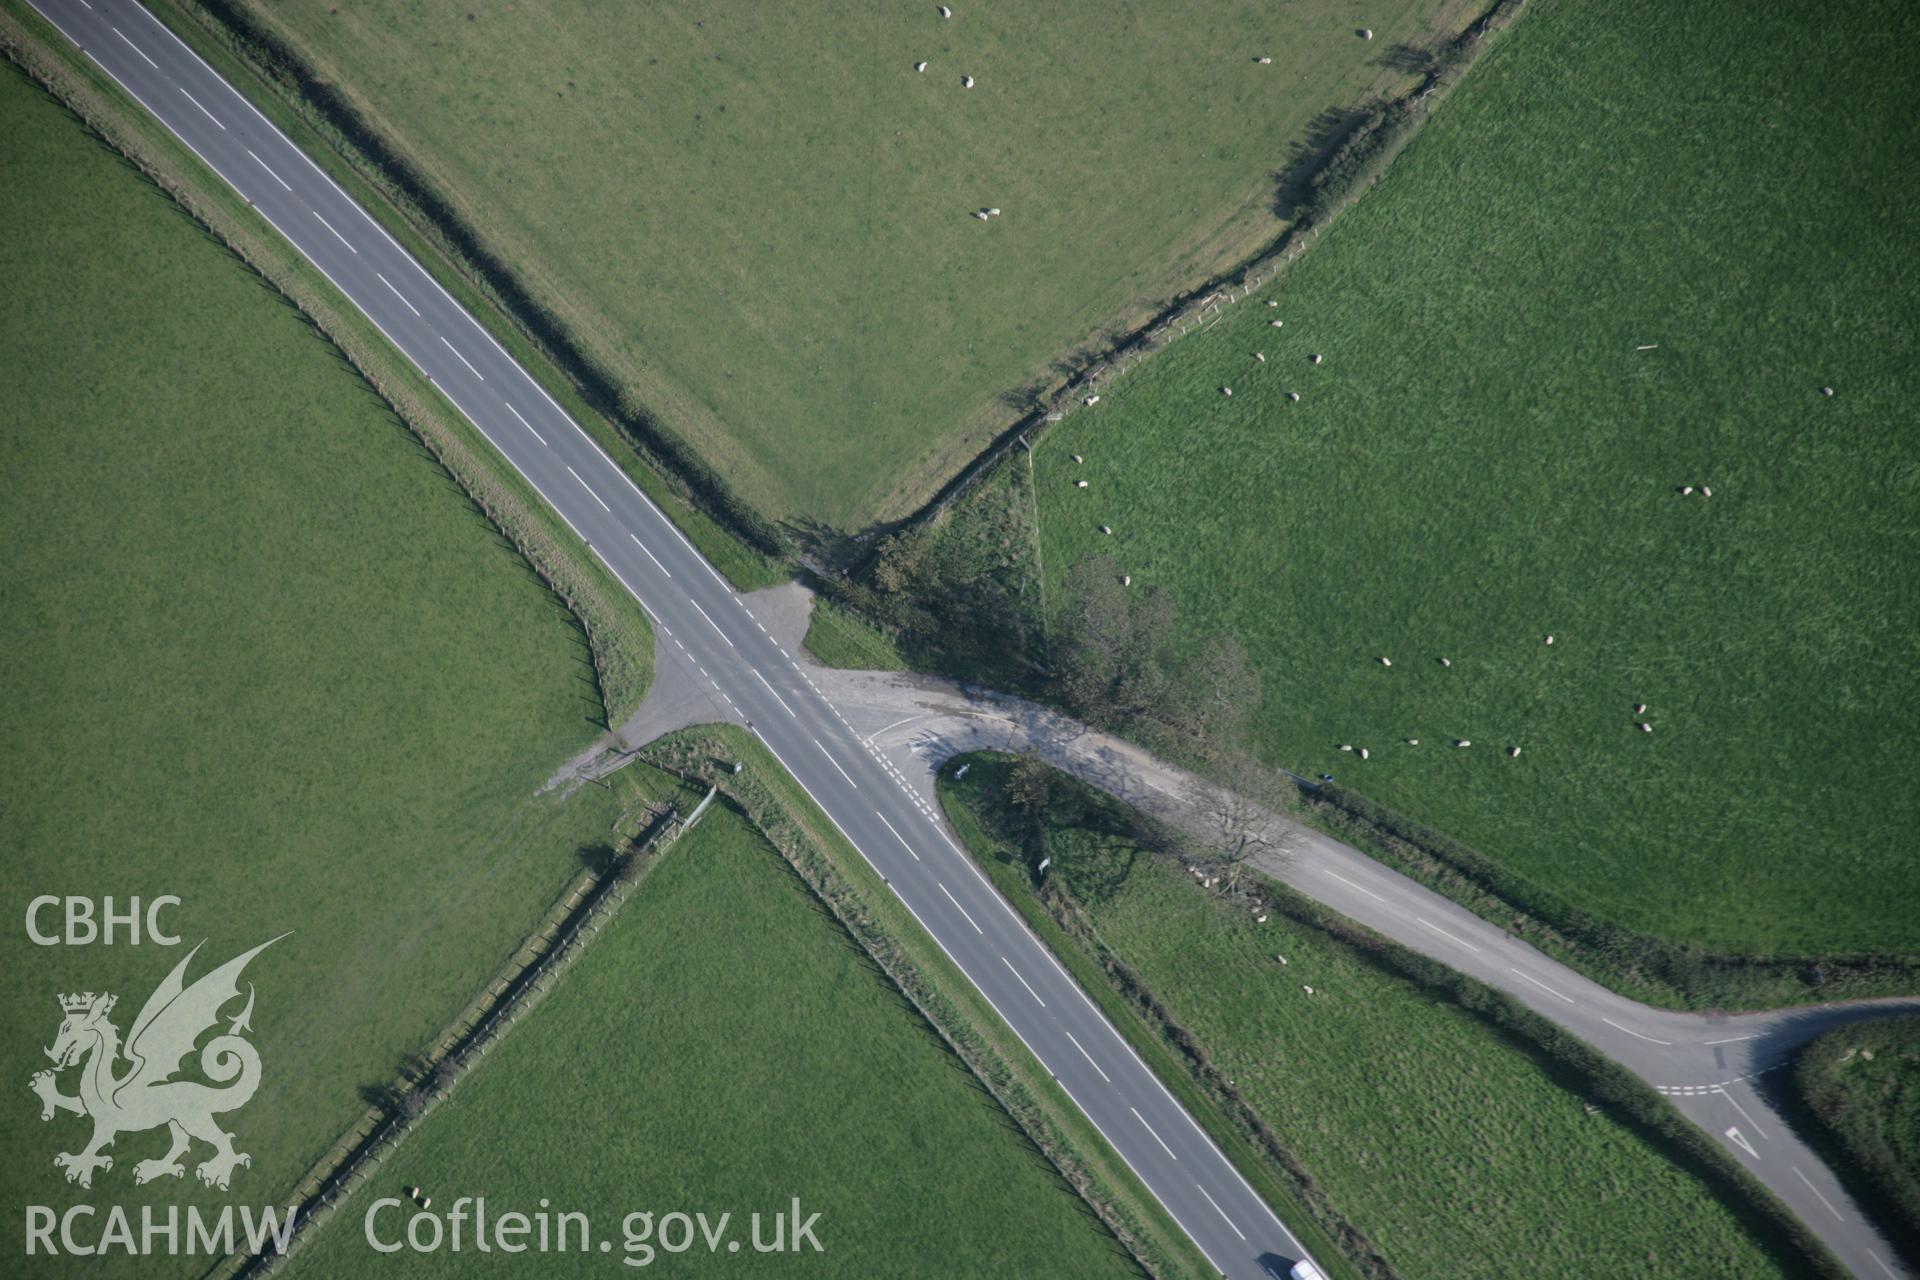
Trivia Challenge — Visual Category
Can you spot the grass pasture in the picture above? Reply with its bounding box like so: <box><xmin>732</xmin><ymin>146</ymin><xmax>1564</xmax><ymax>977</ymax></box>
<box><xmin>0</xmin><ymin>62</ymin><xmax>642</xmax><ymax>1269</ymax></box>
<box><xmin>291</xmin><ymin>800</ymin><xmax>1135</xmax><ymax>1280</ymax></box>
<box><xmin>212</xmin><ymin>0</ymin><xmax>1477</xmax><ymax>530</ymax></box>
<box><xmin>942</xmin><ymin>756</ymin><xmax>1797</xmax><ymax>1280</ymax></box>
<box><xmin>1033</xmin><ymin>0</ymin><xmax>1920</xmax><ymax>955</ymax></box>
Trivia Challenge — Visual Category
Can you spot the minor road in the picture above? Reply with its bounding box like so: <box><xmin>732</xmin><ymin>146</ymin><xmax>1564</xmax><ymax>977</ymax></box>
<box><xmin>793</xmin><ymin>650</ymin><xmax>1920</xmax><ymax>1280</ymax></box>
<box><xmin>25</xmin><ymin>1</ymin><xmax>1316</xmax><ymax>1274</ymax></box>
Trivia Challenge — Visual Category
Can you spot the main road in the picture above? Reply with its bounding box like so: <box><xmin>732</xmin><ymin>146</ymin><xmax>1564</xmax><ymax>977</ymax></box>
<box><xmin>27</xmin><ymin>0</ymin><xmax>1314</xmax><ymax>1274</ymax></box>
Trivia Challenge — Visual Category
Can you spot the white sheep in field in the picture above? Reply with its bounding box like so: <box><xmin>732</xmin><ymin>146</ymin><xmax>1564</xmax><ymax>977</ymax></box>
<box><xmin>1361</xmin><ymin>28</ymin><xmax>1374</xmax><ymax>39</ymax></box>
<box><xmin>1084</xmin><ymin>394</ymin><xmax>1101</xmax><ymax>406</ymax></box>
<box><xmin>915</xmin><ymin>61</ymin><xmax>928</xmax><ymax>72</ymax></box>
<box><xmin>1270</xmin><ymin>318</ymin><xmax>1285</xmax><ymax>328</ymax></box>
<box><xmin>1302</xmin><ymin>985</ymin><xmax>1315</xmax><ymax>996</ymax></box>
<box><xmin>972</xmin><ymin>211</ymin><xmax>990</xmax><ymax>220</ymax></box>
<box><xmin>1338</xmin><ymin>744</ymin><xmax>1353</xmax><ymax>752</ymax></box>
<box><xmin>1455</xmin><ymin>739</ymin><xmax>1472</xmax><ymax>748</ymax></box>
<box><xmin>1378</xmin><ymin>656</ymin><xmax>1392</xmax><ymax>666</ymax></box>
<box><xmin>987</xmin><ymin>207</ymin><xmax>1000</xmax><ymax>216</ymax></box>
<box><xmin>1309</xmin><ymin>353</ymin><xmax>1323</xmax><ymax>365</ymax></box>
<box><xmin>1633</xmin><ymin>702</ymin><xmax>1647</xmax><ymax>715</ymax></box>
<box><xmin>1221</xmin><ymin>386</ymin><xmax>1233</xmax><ymax>396</ymax></box>
<box><xmin>1544</xmin><ymin>635</ymin><xmax>1555</xmax><ymax>645</ymax></box>
<box><xmin>1286</xmin><ymin>391</ymin><xmax>1301</xmax><ymax>403</ymax></box>
<box><xmin>1822</xmin><ymin>386</ymin><xmax>1835</xmax><ymax>397</ymax></box>
<box><xmin>1359</xmin><ymin>747</ymin><xmax>1369</xmax><ymax>760</ymax></box>
<box><xmin>961</xmin><ymin>74</ymin><xmax>975</xmax><ymax>88</ymax></box>
<box><xmin>1254</xmin><ymin>352</ymin><xmax>1266</xmax><ymax>363</ymax></box>
<box><xmin>1439</xmin><ymin>657</ymin><xmax>1452</xmax><ymax>667</ymax></box>
<box><xmin>1254</xmin><ymin>56</ymin><xmax>1273</xmax><ymax>64</ymax></box>
<box><xmin>1508</xmin><ymin>746</ymin><xmax>1522</xmax><ymax>758</ymax></box>
<box><xmin>1701</xmin><ymin>485</ymin><xmax>1712</xmax><ymax>497</ymax></box>
<box><xmin>1275</xmin><ymin>954</ymin><xmax>1288</xmax><ymax>965</ymax></box>
<box><xmin>1122</xmin><ymin>574</ymin><xmax>1132</xmax><ymax>586</ymax></box>
<box><xmin>1099</xmin><ymin>525</ymin><xmax>1113</xmax><ymax>535</ymax></box>
<box><xmin>1405</xmin><ymin>738</ymin><xmax>1420</xmax><ymax>746</ymax></box>
<box><xmin>1638</xmin><ymin>721</ymin><xmax>1654</xmax><ymax>733</ymax></box>
<box><xmin>1071</xmin><ymin>454</ymin><xmax>1084</xmax><ymax>464</ymax></box>
<box><xmin>1680</xmin><ymin>485</ymin><xmax>1694</xmax><ymax>496</ymax></box>
<box><xmin>1075</xmin><ymin>479</ymin><xmax>1088</xmax><ymax>488</ymax></box>
<box><xmin>937</xmin><ymin>4</ymin><xmax>952</xmax><ymax>16</ymax></box>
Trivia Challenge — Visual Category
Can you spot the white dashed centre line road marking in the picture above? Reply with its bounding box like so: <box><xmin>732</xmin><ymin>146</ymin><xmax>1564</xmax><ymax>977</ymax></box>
<box><xmin>112</xmin><ymin>27</ymin><xmax>157</xmax><ymax>68</ymax></box>
<box><xmin>503</xmin><ymin>401</ymin><xmax>547</xmax><ymax>445</ymax></box>
<box><xmin>178</xmin><ymin>86</ymin><xmax>223</xmax><ymax>128</ymax></box>
<box><xmin>1704</xmin><ymin>1034</ymin><xmax>1760</xmax><ymax>1046</ymax></box>
<box><xmin>630</xmin><ymin>533</ymin><xmax>671</xmax><ymax>577</ymax></box>
<box><xmin>1132</xmin><ymin>1107</ymin><xmax>1178</xmax><ymax>1161</ymax></box>
<box><xmin>752</xmin><ymin>669</ymin><xmax>796</xmax><ymax>717</ymax></box>
<box><xmin>874</xmin><ymin>810</ymin><xmax>919</xmax><ymax>861</ymax></box>
<box><xmin>1194</xmin><ymin>1183</ymin><xmax>1245</xmax><ymax>1240</ymax></box>
<box><xmin>1001</xmin><ymin>956</ymin><xmax>1046</xmax><ymax>1007</ymax></box>
<box><xmin>1509</xmin><ymin>967</ymin><xmax>1576</xmax><ymax>1004</ymax></box>
<box><xmin>1415</xmin><ymin>915</ymin><xmax>1482</xmax><ymax>953</ymax></box>
<box><xmin>565</xmin><ymin>465</ymin><xmax>609</xmax><ymax>512</ymax></box>
<box><xmin>937</xmin><ymin>882</ymin><xmax>984</xmax><ymax>935</ymax></box>
<box><xmin>1869</xmin><ymin>1251</ymin><xmax>1899</xmax><ymax>1279</ymax></box>
<box><xmin>247</xmin><ymin>149</ymin><xmax>292</xmax><ymax>192</ymax></box>
<box><xmin>1065</xmin><ymin>1031</ymin><xmax>1111</xmax><ymax>1083</ymax></box>
<box><xmin>1600</xmin><ymin>1017</ymin><xmax>1671</xmax><ymax>1045</ymax></box>
<box><xmin>375</xmin><ymin>271</ymin><xmax>421</xmax><ymax>317</ymax></box>
<box><xmin>691</xmin><ymin>600</ymin><xmax>733</xmax><ymax>647</ymax></box>
<box><xmin>812</xmin><ymin>739</ymin><xmax>857</xmax><ymax>788</ymax></box>
<box><xmin>311</xmin><ymin>209</ymin><xmax>357</xmax><ymax>253</ymax></box>
<box><xmin>1320</xmin><ymin>866</ymin><xmax>1386</xmax><ymax>902</ymax></box>
<box><xmin>1793</xmin><ymin>1167</ymin><xmax>1844</xmax><ymax>1221</ymax></box>
<box><xmin>438</xmin><ymin>334</ymin><xmax>484</xmax><ymax>380</ymax></box>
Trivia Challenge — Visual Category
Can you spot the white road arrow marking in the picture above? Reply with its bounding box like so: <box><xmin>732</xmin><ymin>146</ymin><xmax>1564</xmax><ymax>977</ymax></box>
<box><xmin>1725</xmin><ymin>1126</ymin><xmax>1758</xmax><ymax>1160</ymax></box>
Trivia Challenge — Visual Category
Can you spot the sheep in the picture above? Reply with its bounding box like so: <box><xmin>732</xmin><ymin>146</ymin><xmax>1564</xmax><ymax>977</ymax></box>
<box><xmin>1221</xmin><ymin>386</ymin><xmax>1233</xmax><ymax>396</ymax></box>
<box><xmin>1405</xmin><ymin>738</ymin><xmax>1420</xmax><ymax>746</ymax></box>
<box><xmin>1275</xmin><ymin>954</ymin><xmax>1288</xmax><ymax>965</ymax></box>
<box><xmin>1286</xmin><ymin>391</ymin><xmax>1301</xmax><ymax>402</ymax></box>
<box><xmin>937</xmin><ymin>4</ymin><xmax>952</xmax><ymax>16</ymax></box>
<box><xmin>1633</xmin><ymin>703</ymin><xmax>1647</xmax><ymax>714</ymax></box>
<box><xmin>1338</xmin><ymin>744</ymin><xmax>1354</xmax><ymax>752</ymax></box>
<box><xmin>1254</xmin><ymin>55</ymin><xmax>1273</xmax><ymax>65</ymax></box>
<box><xmin>1507</xmin><ymin>745</ymin><xmax>1522</xmax><ymax>758</ymax></box>
<box><xmin>1378</xmin><ymin>656</ymin><xmax>1392</xmax><ymax>666</ymax></box>
<box><xmin>1638</xmin><ymin>721</ymin><xmax>1653</xmax><ymax>733</ymax></box>
<box><xmin>1099</xmin><ymin>524</ymin><xmax>1113</xmax><ymax>535</ymax></box>
<box><xmin>1701</xmin><ymin>485</ymin><xmax>1712</xmax><ymax>497</ymax></box>
<box><xmin>1309</xmin><ymin>353</ymin><xmax>1323</xmax><ymax>364</ymax></box>
<box><xmin>1455</xmin><ymin>739</ymin><xmax>1471</xmax><ymax>748</ymax></box>
<box><xmin>1303</xmin><ymin>984</ymin><xmax>1315</xmax><ymax>996</ymax></box>
<box><xmin>1268</xmin><ymin>300</ymin><xmax>1280</xmax><ymax>307</ymax></box>
<box><xmin>1253</xmin><ymin>352</ymin><xmax>1266</xmax><ymax>363</ymax></box>
<box><xmin>961</xmin><ymin>74</ymin><xmax>975</xmax><ymax>88</ymax></box>
<box><xmin>1822</xmin><ymin>386</ymin><xmax>1835</xmax><ymax>397</ymax></box>
<box><xmin>1679</xmin><ymin>485</ymin><xmax>1694</xmax><ymax>495</ymax></box>
<box><xmin>1544</xmin><ymin>635</ymin><xmax>1555</xmax><ymax>645</ymax></box>
<box><xmin>1359</xmin><ymin>747</ymin><xmax>1370</xmax><ymax>760</ymax></box>
<box><xmin>1439</xmin><ymin>657</ymin><xmax>1452</xmax><ymax>667</ymax></box>
<box><xmin>1270</xmin><ymin>318</ymin><xmax>1285</xmax><ymax>328</ymax></box>
<box><xmin>1071</xmin><ymin>454</ymin><xmax>1084</xmax><ymax>464</ymax></box>
<box><xmin>1255</xmin><ymin>914</ymin><xmax>1269</xmax><ymax>923</ymax></box>
<box><xmin>987</xmin><ymin>207</ymin><xmax>1001</xmax><ymax>216</ymax></box>
<box><xmin>914</xmin><ymin>61</ymin><xmax>928</xmax><ymax>72</ymax></box>
<box><xmin>1074</xmin><ymin>479</ymin><xmax>1088</xmax><ymax>489</ymax></box>
<box><xmin>1121</xmin><ymin>574</ymin><xmax>1132</xmax><ymax>586</ymax></box>
<box><xmin>1360</xmin><ymin>28</ymin><xmax>1375</xmax><ymax>39</ymax></box>
<box><xmin>972</xmin><ymin>210</ymin><xmax>990</xmax><ymax>220</ymax></box>
<box><xmin>1084</xmin><ymin>394</ymin><xmax>1101</xmax><ymax>406</ymax></box>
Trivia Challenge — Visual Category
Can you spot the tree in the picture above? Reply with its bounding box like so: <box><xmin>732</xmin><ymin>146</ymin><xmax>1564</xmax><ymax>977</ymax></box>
<box><xmin>1006</xmin><ymin>753</ymin><xmax>1054</xmax><ymax>818</ymax></box>
<box><xmin>1053</xmin><ymin>556</ymin><xmax>1177</xmax><ymax>726</ymax></box>
<box><xmin>1164</xmin><ymin>633</ymin><xmax>1260</xmax><ymax>751</ymax></box>
<box><xmin>1188</xmin><ymin>756</ymin><xmax>1301</xmax><ymax>891</ymax></box>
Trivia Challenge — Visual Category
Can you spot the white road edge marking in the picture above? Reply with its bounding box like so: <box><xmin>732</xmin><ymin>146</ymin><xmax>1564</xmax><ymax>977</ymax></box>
<box><xmin>1601</xmin><ymin>1017</ymin><xmax>1672</xmax><ymax>1045</ymax></box>
<box><xmin>111</xmin><ymin>27</ymin><xmax>157</xmax><ymax>69</ymax></box>
<box><xmin>1001</xmin><ymin>956</ymin><xmax>1046</xmax><ymax>1007</ymax></box>
<box><xmin>1509</xmin><ymin>967</ymin><xmax>1577</xmax><ymax>1004</ymax></box>
<box><xmin>874</xmin><ymin>810</ymin><xmax>919</xmax><ymax>861</ymax></box>
<box><xmin>1194</xmin><ymin>1183</ymin><xmax>1246</xmax><ymax>1241</ymax></box>
<box><xmin>752</xmin><ymin>669</ymin><xmax>796</xmax><ymax>717</ymax></box>
<box><xmin>439</xmin><ymin>335</ymin><xmax>484</xmax><ymax>380</ymax></box>
<box><xmin>311</xmin><ymin>208</ymin><xmax>357</xmax><ymax>253</ymax></box>
<box><xmin>1132</xmin><ymin>1107</ymin><xmax>1178</xmax><ymax>1161</ymax></box>
<box><xmin>178</xmin><ymin>86</ymin><xmax>223</xmax><ymax>129</ymax></box>
<box><xmin>565</xmin><ymin>465</ymin><xmax>610</xmax><ymax>512</ymax></box>
<box><xmin>937</xmin><ymin>882</ymin><xmax>984</xmax><ymax>935</ymax></box>
<box><xmin>375</xmin><ymin>271</ymin><xmax>421</xmax><ymax>317</ymax></box>
<box><xmin>503</xmin><ymin>401</ymin><xmax>547</xmax><ymax>445</ymax></box>
<box><xmin>1793</xmin><ymin>1166</ymin><xmax>1844</xmax><ymax>1221</ymax></box>
<box><xmin>1064</xmin><ymin>1031</ymin><xmax>1111</xmax><ymax>1083</ymax></box>
<box><xmin>1415</xmin><ymin>915</ymin><xmax>1482</xmax><ymax>953</ymax></box>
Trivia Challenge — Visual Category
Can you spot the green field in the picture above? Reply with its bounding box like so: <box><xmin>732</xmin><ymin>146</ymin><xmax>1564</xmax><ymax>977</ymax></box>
<box><xmin>0</xmin><ymin>62</ymin><xmax>644</xmax><ymax>1266</ymax></box>
<box><xmin>943</xmin><ymin>756</ymin><xmax>1795</xmax><ymax>1279</ymax></box>
<box><xmin>1032</xmin><ymin>0</ymin><xmax>1920</xmax><ymax>955</ymax></box>
<box><xmin>216</xmin><ymin>0</ymin><xmax>1476</xmax><ymax>530</ymax></box>
<box><xmin>1788</xmin><ymin>1018</ymin><xmax>1920</xmax><ymax>1264</ymax></box>
<box><xmin>291</xmin><ymin>800</ymin><xmax>1134</xmax><ymax>1279</ymax></box>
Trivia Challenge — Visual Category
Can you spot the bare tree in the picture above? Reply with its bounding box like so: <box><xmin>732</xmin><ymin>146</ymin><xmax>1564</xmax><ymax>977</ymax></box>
<box><xmin>1188</xmin><ymin>759</ymin><xmax>1301</xmax><ymax>891</ymax></box>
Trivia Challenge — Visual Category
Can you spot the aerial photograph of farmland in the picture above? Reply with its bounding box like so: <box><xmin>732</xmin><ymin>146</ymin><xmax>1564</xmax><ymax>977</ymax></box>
<box><xmin>2</xmin><ymin>0</ymin><xmax>1913</xmax><ymax>1277</ymax></box>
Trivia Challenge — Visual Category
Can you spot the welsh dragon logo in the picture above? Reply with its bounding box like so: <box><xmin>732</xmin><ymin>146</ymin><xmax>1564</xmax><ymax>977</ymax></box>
<box><xmin>30</xmin><ymin>936</ymin><xmax>284</xmax><ymax>1191</ymax></box>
